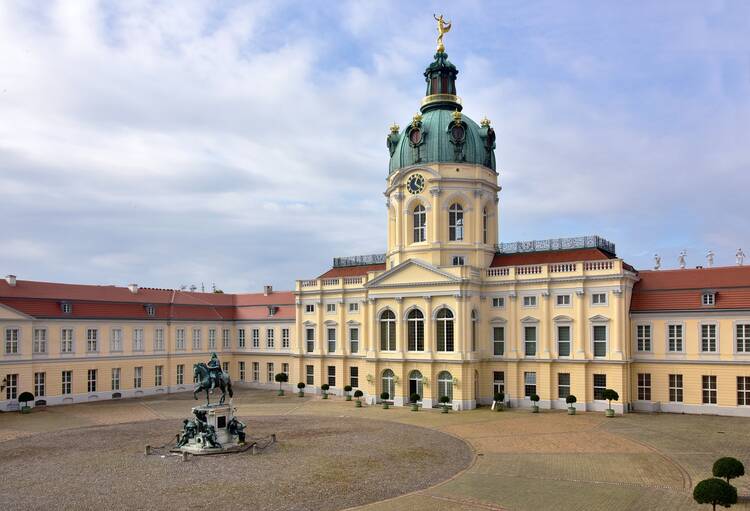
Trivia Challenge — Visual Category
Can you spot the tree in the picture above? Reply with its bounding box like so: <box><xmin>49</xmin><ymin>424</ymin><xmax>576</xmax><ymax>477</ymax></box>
<box><xmin>18</xmin><ymin>391</ymin><xmax>34</xmax><ymax>413</ymax></box>
<box><xmin>354</xmin><ymin>389</ymin><xmax>364</xmax><ymax>407</ymax></box>
<box><xmin>493</xmin><ymin>392</ymin><xmax>505</xmax><ymax>411</ymax></box>
<box><xmin>566</xmin><ymin>395</ymin><xmax>577</xmax><ymax>406</ymax></box>
<box><xmin>693</xmin><ymin>478</ymin><xmax>737</xmax><ymax>510</ymax></box>
<box><xmin>296</xmin><ymin>382</ymin><xmax>305</xmax><ymax>397</ymax></box>
<box><xmin>380</xmin><ymin>391</ymin><xmax>390</xmax><ymax>409</ymax></box>
<box><xmin>530</xmin><ymin>393</ymin><xmax>540</xmax><ymax>412</ymax></box>
<box><xmin>602</xmin><ymin>388</ymin><xmax>619</xmax><ymax>416</ymax></box>
<box><xmin>321</xmin><ymin>383</ymin><xmax>330</xmax><ymax>399</ymax></box>
<box><xmin>713</xmin><ymin>457</ymin><xmax>745</xmax><ymax>483</ymax></box>
<box><xmin>274</xmin><ymin>373</ymin><xmax>288</xmax><ymax>396</ymax></box>
<box><xmin>344</xmin><ymin>385</ymin><xmax>353</xmax><ymax>401</ymax></box>
<box><xmin>439</xmin><ymin>394</ymin><xmax>451</xmax><ymax>413</ymax></box>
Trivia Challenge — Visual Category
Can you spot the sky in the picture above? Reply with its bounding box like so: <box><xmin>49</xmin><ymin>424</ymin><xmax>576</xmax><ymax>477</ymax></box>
<box><xmin>1</xmin><ymin>1</ymin><xmax>749</xmax><ymax>292</ymax></box>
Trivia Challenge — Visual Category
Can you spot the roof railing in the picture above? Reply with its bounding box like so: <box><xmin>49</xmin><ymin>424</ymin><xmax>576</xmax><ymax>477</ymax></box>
<box><xmin>495</xmin><ymin>235</ymin><xmax>615</xmax><ymax>256</ymax></box>
<box><xmin>332</xmin><ymin>253</ymin><xmax>387</xmax><ymax>268</ymax></box>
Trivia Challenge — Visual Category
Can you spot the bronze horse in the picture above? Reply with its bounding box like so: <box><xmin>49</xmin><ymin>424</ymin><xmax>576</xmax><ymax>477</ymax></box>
<box><xmin>193</xmin><ymin>362</ymin><xmax>233</xmax><ymax>405</ymax></box>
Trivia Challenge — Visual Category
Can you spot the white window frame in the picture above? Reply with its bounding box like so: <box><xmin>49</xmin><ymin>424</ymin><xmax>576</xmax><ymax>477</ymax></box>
<box><xmin>558</xmin><ymin>372</ymin><xmax>571</xmax><ymax>399</ymax></box>
<box><xmin>208</xmin><ymin>328</ymin><xmax>217</xmax><ymax>350</ymax></box>
<box><xmin>327</xmin><ymin>327</ymin><xmax>336</xmax><ymax>353</ymax></box>
<box><xmin>702</xmin><ymin>375</ymin><xmax>717</xmax><ymax>405</ymax></box>
<box><xmin>267</xmin><ymin>328</ymin><xmax>275</xmax><ymax>349</ymax></box>
<box><xmin>734</xmin><ymin>322</ymin><xmax>750</xmax><ymax>354</ymax></box>
<box><xmin>176</xmin><ymin>365</ymin><xmax>184</xmax><ymax>385</ymax></box>
<box><xmin>305</xmin><ymin>327</ymin><xmax>315</xmax><ymax>353</ymax></box>
<box><xmin>192</xmin><ymin>328</ymin><xmax>201</xmax><ymax>350</ymax></box>
<box><xmin>34</xmin><ymin>371</ymin><xmax>46</xmax><ymax>397</ymax></box>
<box><xmin>238</xmin><ymin>328</ymin><xmax>246</xmax><ymax>348</ymax></box>
<box><xmin>86</xmin><ymin>328</ymin><xmax>98</xmax><ymax>353</ymax></box>
<box><xmin>5</xmin><ymin>327</ymin><xmax>20</xmax><ymax>355</ymax></box>
<box><xmin>592</xmin><ymin>323</ymin><xmax>608</xmax><ymax>358</ymax></box>
<box><xmin>555</xmin><ymin>294</ymin><xmax>571</xmax><ymax>307</ymax></box>
<box><xmin>556</xmin><ymin>323</ymin><xmax>572</xmax><ymax>358</ymax></box>
<box><xmin>349</xmin><ymin>327</ymin><xmax>359</xmax><ymax>354</ymax></box>
<box><xmin>111</xmin><ymin>328</ymin><xmax>123</xmax><ymax>352</ymax></box>
<box><xmin>252</xmin><ymin>362</ymin><xmax>260</xmax><ymax>382</ymax></box>
<box><xmin>133</xmin><ymin>328</ymin><xmax>144</xmax><ymax>352</ymax></box>
<box><xmin>700</xmin><ymin>322</ymin><xmax>719</xmax><ymax>353</ymax></box>
<box><xmin>668</xmin><ymin>373</ymin><xmax>683</xmax><ymax>402</ymax></box>
<box><xmin>134</xmin><ymin>366</ymin><xmax>143</xmax><ymax>388</ymax></box>
<box><xmin>305</xmin><ymin>304</ymin><xmax>315</xmax><ymax>314</ymax></box>
<box><xmin>452</xmin><ymin>255</ymin><xmax>465</xmax><ymax>266</ymax></box>
<box><xmin>636</xmin><ymin>324</ymin><xmax>651</xmax><ymax>352</ymax></box>
<box><xmin>522</xmin><ymin>295</ymin><xmax>537</xmax><ymax>308</ymax></box>
<box><xmin>154</xmin><ymin>328</ymin><xmax>165</xmax><ymax>351</ymax></box>
<box><xmin>87</xmin><ymin>368</ymin><xmax>97</xmax><ymax>392</ymax></box>
<box><xmin>448</xmin><ymin>203</ymin><xmax>464</xmax><ymax>241</ymax></box>
<box><xmin>33</xmin><ymin>328</ymin><xmax>48</xmax><ymax>354</ymax></box>
<box><xmin>61</xmin><ymin>302</ymin><xmax>72</xmax><ymax>314</ymax></box>
<box><xmin>155</xmin><ymin>365</ymin><xmax>163</xmax><ymax>387</ymax></box>
<box><xmin>492</xmin><ymin>325</ymin><xmax>505</xmax><ymax>357</ymax></box>
<box><xmin>252</xmin><ymin>328</ymin><xmax>260</xmax><ymax>348</ymax></box>
<box><xmin>60</xmin><ymin>328</ymin><xmax>74</xmax><ymax>354</ymax></box>
<box><xmin>591</xmin><ymin>292</ymin><xmax>608</xmax><ymax>306</ymax></box>
<box><xmin>61</xmin><ymin>370</ymin><xmax>72</xmax><ymax>395</ymax></box>
<box><xmin>666</xmin><ymin>323</ymin><xmax>684</xmax><ymax>353</ymax></box>
<box><xmin>637</xmin><ymin>373</ymin><xmax>651</xmax><ymax>401</ymax></box>
<box><xmin>282</xmin><ymin>328</ymin><xmax>290</xmax><ymax>349</ymax></box>
<box><xmin>326</xmin><ymin>303</ymin><xmax>336</xmax><ymax>314</ymax></box>
<box><xmin>702</xmin><ymin>292</ymin><xmax>716</xmax><ymax>306</ymax></box>
<box><xmin>348</xmin><ymin>302</ymin><xmax>359</xmax><ymax>313</ymax></box>
<box><xmin>176</xmin><ymin>328</ymin><xmax>185</xmax><ymax>350</ymax></box>
<box><xmin>267</xmin><ymin>362</ymin><xmax>275</xmax><ymax>383</ymax></box>
<box><xmin>491</xmin><ymin>297</ymin><xmax>505</xmax><ymax>308</ymax></box>
<box><xmin>413</xmin><ymin>204</ymin><xmax>427</xmax><ymax>243</ymax></box>
<box><xmin>523</xmin><ymin>325</ymin><xmax>537</xmax><ymax>357</ymax></box>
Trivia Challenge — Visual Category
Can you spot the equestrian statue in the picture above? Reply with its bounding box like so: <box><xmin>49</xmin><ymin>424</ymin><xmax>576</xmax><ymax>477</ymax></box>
<box><xmin>193</xmin><ymin>352</ymin><xmax>233</xmax><ymax>405</ymax></box>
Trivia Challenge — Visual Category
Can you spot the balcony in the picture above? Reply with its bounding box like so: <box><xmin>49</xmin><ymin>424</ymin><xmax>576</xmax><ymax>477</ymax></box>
<box><xmin>485</xmin><ymin>259</ymin><xmax>620</xmax><ymax>281</ymax></box>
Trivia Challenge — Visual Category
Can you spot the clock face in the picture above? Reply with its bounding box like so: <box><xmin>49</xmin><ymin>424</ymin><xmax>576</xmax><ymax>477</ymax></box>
<box><xmin>407</xmin><ymin>174</ymin><xmax>425</xmax><ymax>194</ymax></box>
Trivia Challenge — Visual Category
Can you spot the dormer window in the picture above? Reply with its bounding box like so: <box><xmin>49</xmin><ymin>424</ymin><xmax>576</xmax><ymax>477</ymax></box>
<box><xmin>61</xmin><ymin>302</ymin><xmax>72</xmax><ymax>314</ymax></box>
<box><xmin>268</xmin><ymin>305</ymin><xmax>277</xmax><ymax>316</ymax></box>
<box><xmin>144</xmin><ymin>304</ymin><xmax>155</xmax><ymax>317</ymax></box>
<box><xmin>702</xmin><ymin>292</ymin><xmax>716</xmax><ymax>306</ymax></box>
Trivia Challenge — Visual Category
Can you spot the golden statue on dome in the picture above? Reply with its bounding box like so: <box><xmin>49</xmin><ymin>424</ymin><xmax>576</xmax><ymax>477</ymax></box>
<box><xmin>433</xmin><ymin>14</ymin><xmax>452</xmax><ymax>52</ymax></box>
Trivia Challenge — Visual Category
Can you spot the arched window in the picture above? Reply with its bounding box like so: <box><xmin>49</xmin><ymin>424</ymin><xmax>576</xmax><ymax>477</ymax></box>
<box><xmin>483</xmin><ymin>208</ymin><xmax>488</xmax><ymax>244</ymax></box>
<box><xmin>436</xmin><ymin>308</ymin><xmax>454</xmax><ymax>352</ymax></box>
<box><xmin>380</xmin><ymin>310</ymin><xmax>396</xmax><ymax>351</ymax></box>
<box><xmin>407</xmin><ymin>309</ymin><xmax>424</xmax><ymax>351</ymax></box>
<box><xmin>413</xmin><ymin>205</ymin><xmax>426</xmax><ymax>243</ymax></box>
<box><xmin>471</xmin><ymin>309</ymin><xmax>478</xmax><ymax>352</ymax></box>
<box><xmin>438</xmin><ymin>371</ymin><xmax>453</xmax><ymax>403</ymax></box>
<box><xmin>382</xmin><ymin>369</ymin><xmax>395</xmax><ymax>401</ymax></box>
<box><xmin>448</xmin><ymin>203</ymin><xmax>463</xmax><ymax>241</ymax></box>
<box><xmin>409</xmin><ymin>370</ymin><xmax>423</xmax><ymax>400</ymax></box>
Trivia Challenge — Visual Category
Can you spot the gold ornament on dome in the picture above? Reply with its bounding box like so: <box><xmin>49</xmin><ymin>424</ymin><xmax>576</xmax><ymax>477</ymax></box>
<box><xmin>480</xmin><ymin>116</ymin><xmax>491</xmax><ymax>127</ymax></box>
<box><xmin>433</xmin><ymin>14</ymin><xmax>452</xmax><ymax>52</ymax></box>
<box><xmin>412</xmin><ymin>112</ymin><xmax>423</xmax><ymax>125</ymax></box>
<box><xmin>452</xmin><ymin>109</ymin><xmax>462</xmax><ymax>123</ymax></box>
<box><xmin>389</xmin><ymin>123</ymin><xmax>400</xmax><ymax>134</ymax></box>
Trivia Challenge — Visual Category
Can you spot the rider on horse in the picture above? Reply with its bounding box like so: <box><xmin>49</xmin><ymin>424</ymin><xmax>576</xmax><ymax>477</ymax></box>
<box><xmin>207</xmin><ymin>352</ymin><xmax>222</xmax><ymax>391</ymax></box>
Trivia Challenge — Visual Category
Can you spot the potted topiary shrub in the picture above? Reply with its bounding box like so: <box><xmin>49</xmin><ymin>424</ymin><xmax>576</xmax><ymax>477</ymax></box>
<box><xmin>602</xmin><ymin>388</ymin><xmax>619</xmax><ymax>417</ymax></box>
<box><xmin>18</xmin><ymin>391</ymin><xmax>34</xmax><ymax>414</ymax></box>
<box><xmin>693</xmin><ymin>477</ymin><xmax>737</xmax><ymax>511</ymax></box>
<box><xmin>344</xmin><ymin>385</ymin><xmax>353</xmax><ymax>401</ymax></box>
<box><xmin>321</xmin><ymin>383</ymin><xmax>330</xmax><ymax>399</ymax></box>
<box><xmin>297</xmin><ymin>382</ymin><xmax>306</xmax><ymax>397</ymax></box>
<box><xmin>494</xmin><ymin>392</ymin><xmax>505</xmax><ymax>412</ymax></box>
<box><xmin>712</xmin><ymin>457</ymin><xmax>745</xmax><ymax>483</ymax></box>
<box><xmin>380</xmin><ymin>391</ymin><xmax>390</xmax><ymax>409</ymax></box>
<box><xmin>566</xmin><ymin>394</ymin><xmax>577</xmax><ymax>415</ymax></box>
<box><xmin>410</xmin><ymin>393</ymin><xmax>420</xmax><ymax>411</ymax></box>
<box><xmin>354</xmin><ymin>389</ymin><xmax>364</xmax><ymax>407</ymax></box>
<box><xmin>530</xmin><ymin>393</ymin><xmax>540</xmax><ymax>413</ymax></box>
<box><xmin>275</xmin><ymin>372</ymin><xmax>288</xmax><ymax>396</ymax></box>
<box><xmin>439</xmin><ymin>395</ymin><xmax>451</xmax><ymax>413</ymax></box>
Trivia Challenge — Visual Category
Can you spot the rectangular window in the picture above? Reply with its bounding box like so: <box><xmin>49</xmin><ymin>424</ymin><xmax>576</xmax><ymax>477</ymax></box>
<box><xmin>86</xmin><ymin>328</ymin><xmax>98</xmax><ymax>352</ymax></box>
<box><xmin>558</xmin><ymin>373</ymin><xmax>571</xmax><ymax>399</ymax></box>
<box><xmin>238</xmin><ymin>329</ymin><xmax>246</xmax><ymax>348</ymax></box>
<box><xmin>637</xmin><ymin>373</ymin><xmax>651</xmax><ymax>400</ymax></box>
<box><xmin>154</xmin><ymin>328</ymin><xmax>164</xmax><ymax>351</ymax></box>
<box><xmin>155</xmin><ymin>366</ymin><xmax>163</xmax><ymax>387</ymax></box>
<box><xmin>702</xmin><ymin>375</ymin><xmax>717</xmax><ymax>404</ymax></box>
<box><xmin>493</xmin><ymin>326</ymin><xmax>505</xmax><ymax>356</ymax></box>
<box><xmin>592</xmin><ymin>292</ymin><xmax>607</xmax><ymax>305</ymax></box>
<box><xmin>523</xmin><ymin>296</ymin><xmax>537</xmax><ymax>307</ymax></box>
<box><xmin>350</xmin><ymin>328</ymin><xmax>359</xmax><ymax>353</ymax></box>
<box><xmin>145</xmin><ymin>304</ymin><xmax>155</xmax><ymax>316</ymax></box>
<box><xmin>133</xmin><ymin>328</ymin><xmax>144</xmax><ymax>351</ymax></box>
<box><xmin>61</xmin><ymin>302</ymin><xmax>72</xmax><ymax>314</ymax></box>
<box><xmin>33</xmin><ymin>328</ymin><xmax>48</xmax><ymax>354</ymax></box>
<box><xmin>327</xmin><ymin>366</ymin><xmax>336</xmax><ymax>387</ymax></box>
<box><xmin>701</xmin><ymin>324</ymin><xmax>717</xmax><ymax>352</ymax></box>
<box><xmin>524</xmin><ymin>372</ymin><xmax>537</xmax><ymax>397</ymax></box>
<box><xmin>449</xmin><ymin>206</ymin><xmax>464</xmax><ymax>241</ymax></box>
<box><xmin>208</xmin><ymin>328</ymin><xmax>216</xmax><ymax>349</ymax></box>
<box><xmin>282</xmin><ymin>328</ymin><xmax>290</xmax><ymax>349</ymax></box>
<box><xmin>87</xmin><ymin>369</ymin><xmax>97</xmax><ymax>392</ymax></box>
<box><xmin>326</xmin><ymin>303</ymin><xmax>336</xmax><ymax>313</ymax></box>
<box><xmin>222</xmin><ymin>328</ymin><xmax>230</xmax><ymax>349</ymax></box>
<box><xmin>350</xmin><ymin>366</ymin><xmax>359</xmax><ymax>388</ymax></box>
<box><xmin>192</xmin><ymin>328</ymin><xmax>201</xmax><ymax>350</ymax></box>
<box><xmin>593</xmin><ymin>325</ymin><xmax>607</xmax><ymax>357</ymax></box>
<box><xmin>636</xmin><ymin>325</ymin><xmax>651</xmax><ymax>352</ymax></box>
<box><xmin>176</xmin><ymin>329</ymin><xmax>185</xmax><ymax>350</ymax></box>
<box><xmin>306</xmin><ymin>328</ymin><xmax>315</xmax><ymax>353</ymax></box>
<box><xmin>492</xmin><ymin>297</ymin><xmax>504</xmax><ymax>308</ymax></box>
<box><xmin>668</xmin><ymin>324</ymin><xmax>683</xmax><ymax>352</ymax></box>
<box><xmin>61</xmin><ymin>328</ymin><xmax>73</xmax><ymax>353</ymax></box>
<box><xmin>61</xmin><ymin>370</ymin><xmax>72</xmax><ymax>395</ymax></box>
<box><xmin>267</xmin><ymin>328</ymin><xmax>275</xmax><ymax>349</ymax></box>
<box><xmin>306</xmin><ymin>365</ymin><xmax>314</xmax><ymax>386</ymax></box>
<box><xmin>134</xmin><ymin>367</ymin><xmax>143</xmax><ymax>388</ymax></box>
<box><xmin>524</xmin><ymin>326</ymin><xmax>537</xmax><ymax>357</ymax></box>
<box><xmin>252</xmin><ymin>362</ymin><xmax>259</xmax><ymax>382</ymax></box>
<box><xmin>222</xmin><ymin>361</ymin><xmax>229</xmax><ymax>374</ymax></box>
<box><xmin>702</xmin><ymin>292</ymin><xmax>715</xmax><ymax>306</ymax></box>
<box><xmin>738</xmin><ymin>376</ymin><xmax>750</xmax><ymax>406</ymax></box>
<box><xmin>668</xmin><ymin>374</ymin><xmax>683</xmax><ymax>402</ymax></box>
<box><xmin>282</xmin><ymin>363</ymin><xmax>289</xmax><ymax>375</ymax></box>
<box><xmin>238</xmin><ymin>361</ymin><xmax>246</xmax><ymax>381</ymax></box>
<box><xmin>452</xmin><ymin>256</ymin><xmax>465</xmax><ymax>266</ymax></box>
<box><xmin>557</xmin><ymin>325</ymin><xmax>571</xmax><ymax>357</ymax></box>
<box><xmin>414</xmin><ymin>206</ymin><xmax>426</xmax><ymax>242</ymax></box>
<box><xmin>34</xmin><ymin>372</ymin><xmax>46</xmax><ymax>397</ymax></box>
<box><xmin>305</xmin><ymin>304</ymin><xmax>315</xmax><ymax>313</ymax></box>
<box><xmin>112</xmin><ymin>368</ymin><xmax>121</xmax><ymax>390</ymax></box>
<box><xmin>348</xmin><ymin>302</ymin><xmax>359</xmax><ymax>313</ymax></box>
<box><xmin>593</xmin><ymin>374</ymin><xmax>606</xmax><ymax>400</ymax></box>
<box><xmin>252</xmin><ymin>328</ymin><xmax>260</xmax><ymax>348</ymax></box>
<box><xmin>493</xmin><ymin>371</ymin><xmax>505</xmax><ymax>395</ymax></box>
<box><xmin>556</xmin><ymin>294</ymin><xmax>571</xmax><ymax>306</ymax></box>
<box><xmin>267</xmin><ymin>363</ymin><xmax>274</xmax><ymax>383</ymax></box>
<box><xmin>5</xmin><ymin>374</ymin><xmax>18</xmax><ymax>399</ymax></box>
<box><xmin>176</xmin><ymin>365</ymin><xmax>184</xmax><ymax>385</ymax></box>
<box><xmin>737</xmin><ymin>324</ymin><xmax>750</xmax><ymax>353</ymax></box>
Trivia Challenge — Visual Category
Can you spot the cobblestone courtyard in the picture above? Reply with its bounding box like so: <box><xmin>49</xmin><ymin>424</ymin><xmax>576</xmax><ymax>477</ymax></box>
<box><xmin>1</xmin><ymin>388</ymin><xmax>749</xmax><ymax>510</ymax></box>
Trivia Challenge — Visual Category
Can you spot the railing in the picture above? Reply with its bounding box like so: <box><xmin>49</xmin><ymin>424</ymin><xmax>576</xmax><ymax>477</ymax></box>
<box><xmin>333</xmin><ymin>253</ymin><xmax>386</xmax><ymax>268</ymax></box>
<box><xmin>495</xmin><ymin>235</ymin><xmax>615</xmax><ymax>256</ymax></box>
<box><xmin>321</xmin><ymin>278</ymin><xmax>340</xmax><ymax>286</ymax></box>
<box><xmin>484</xmin><ymin>259</ymin><xmax>619</xmax><ymax>279</ymax></box>
<box><xmin>343</xmin><ymin>277</ymin><xmax>363</xmax><ymax>284</ymax></box>
<box><xmin>300</xmin><ymin>280</ymin><xmax>318</xmax><ymax>287</ymax></box>
<box><xmin>549</xmin><ymin>263</ymin><xmax>577</xmax><ymax>273</ymax></box>
<box><xmin>486</xmin><ymin>267</ymin><xmax>510</xmax><ymax>277</ymax></box>
<box><xmin>516</xmin><ymin>265</ymin><xmax>543</xmax><ymax>275</ymax></box>
<box><xmin>584</xmin><ymin>260</ymin><xmax>614</xmax><ymax>271</ymax></box>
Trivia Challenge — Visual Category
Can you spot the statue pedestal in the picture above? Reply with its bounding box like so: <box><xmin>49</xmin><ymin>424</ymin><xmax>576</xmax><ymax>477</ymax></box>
<box><xmin>174</xmin><ymin>402</ymin><xmax>247</xmax><ymax>455</ymax></box>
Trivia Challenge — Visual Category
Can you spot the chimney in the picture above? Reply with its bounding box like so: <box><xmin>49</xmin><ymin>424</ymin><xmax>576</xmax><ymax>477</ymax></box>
<box><xmin>5</xmin><ymin>275</ymin><xmax>16</xmax><ymax>287</ymax></box>
<box><xmin>128</xmin><ymin>283</ymin><xmax>139</xmax><ymax>294</ymax></box>
<box><xmin>264</xmin><ymin>285</ymin><xmax>273</xmax><ymax>296</ymax></box>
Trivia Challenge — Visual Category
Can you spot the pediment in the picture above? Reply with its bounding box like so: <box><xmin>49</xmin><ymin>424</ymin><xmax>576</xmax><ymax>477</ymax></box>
<box><xmin>589</xmin><ymin>314</ymin><xmax>610</xmax><ymax>323</ymax></box>
<box><xmin>553</xmin><ymin>315</ymin><xmax>574</xmax><ymax>322</ymax></box>
<box><xmin>364</xmin><ymin>259</ymin><xmax>461</xmax><ymax>288</ymax></box>
<box><xmin>520</xmin><ymin>316</ymin><xmax>540</xmax><ymax>324</ymax></box>
<box><xmin>489</xmin><ymin>316</ymin><xmax>507</xmax><ymax>324</ymax></box>
<box><xmin>0</xmin><ymin>303</ymin><xmax>33</xmax><ymax>320</ymax></box>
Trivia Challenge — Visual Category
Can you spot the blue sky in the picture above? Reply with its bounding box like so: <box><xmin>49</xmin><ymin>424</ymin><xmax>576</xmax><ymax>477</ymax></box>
<box><xmin>1</xmin><ymin>1</ymin><xmax>749</xmax><ymax>292</ymax></box>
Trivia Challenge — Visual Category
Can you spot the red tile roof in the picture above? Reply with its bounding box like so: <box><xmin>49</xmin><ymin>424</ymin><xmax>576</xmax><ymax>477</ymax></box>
<box><xmin>318</xmin><ymin>264</ymin><xmax>386</xmax><ymax>278</ymax></box>
<box><xmin>490</xmin><ymin>248</ymin><xmax>615</xmax><ymax>267</ymax></box>
<box><xmin>0</xmin><ymin>279</ymin><xmax>294</xmax><ymax>321</ymax></box>
<box><xmin>631</xmin><ymin>266</ymin><xmax>750</xmax><ymax>312</ymax></box>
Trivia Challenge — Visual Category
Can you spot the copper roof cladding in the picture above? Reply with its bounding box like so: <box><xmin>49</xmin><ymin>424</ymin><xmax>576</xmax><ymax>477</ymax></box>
<box><xmin>631</xmin><ymin>266</ymin><xmax>750</xmax><ymax>312</ymax></box>
<box><xmin>0</xmin><ymin>279</ymin><xmax>295</xmax><ymax>321</ymax></box>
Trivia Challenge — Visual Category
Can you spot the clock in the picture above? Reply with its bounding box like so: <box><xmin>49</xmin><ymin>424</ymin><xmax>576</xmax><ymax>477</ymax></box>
<box><xmin>406</xmin><ymin>174</ymin><xmax>425</xmax><ymax>194</ymax></box>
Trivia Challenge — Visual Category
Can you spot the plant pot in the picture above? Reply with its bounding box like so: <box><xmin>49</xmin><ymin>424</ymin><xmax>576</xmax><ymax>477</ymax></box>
<box><xmin>382</xmin><ymin>403</ymin><xmax>389</xmax><ymax>409</ymax></box>
<box><xmin>411</xmin><ymin>403</ymin><xmax>419</xmax><ymax>412</ymax></box>
<box><xmin>496</xmin><ymin>404</ymin><xmax>504</xmax><ymax>412</ymax></box>
<box><xmin>605</xmin><ymin>408</ymin><xmax>615</xmax><ymax>417</ymax></box>
<box><xmin>278</xmin><ymin>389</ymin><xmax>284</xmax><ymax>396</ymax></box>
<box><xmin>21</xmin><ymin>406</ymin><xmax>31</xmax><ymax>414</ymax></box>
<box><xmin>532</xmin><ymin>405</ymin><xmax>539</xmax><ymax>413</ymax></box>
<box><xmin>346</xmin><ymin>395</ymin><xmax>352</xmax><ymax>401</ymax></box>
<box><xmin>355</xmin><ymin>400</ymin><xmax>362</xmax><ymax>408</ymax></box>
<box><xmin>441</xmin><ymin>405</ymin><xmax>449</xmax><ymax>414</ymax></box>
<box><xmin>322</xmin><ymin>393</ymin><xmax>328</xmax><ymax>400</ymax></box>
<box><xmin>567</xmin><ymin>407</ymin><xmax>576</xmax><ymax>415</ymax></box>
<box><xmin>298</xmin><ymin>391</ymin><xmax>304</xmax><ymax>397</ymax></box>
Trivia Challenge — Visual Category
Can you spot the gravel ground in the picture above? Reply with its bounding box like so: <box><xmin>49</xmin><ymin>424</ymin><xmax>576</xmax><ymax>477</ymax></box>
<box><xmin>0</xmin><ymin>415</ymin><xmax>472</xmax><ymax>511</ymax></box>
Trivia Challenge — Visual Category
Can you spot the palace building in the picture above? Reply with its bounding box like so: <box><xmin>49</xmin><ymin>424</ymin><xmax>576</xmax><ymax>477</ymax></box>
<box><xmin>3</xmin><ymin>37</ymin><xmax>750</xmax><ymax>416</ymax></box>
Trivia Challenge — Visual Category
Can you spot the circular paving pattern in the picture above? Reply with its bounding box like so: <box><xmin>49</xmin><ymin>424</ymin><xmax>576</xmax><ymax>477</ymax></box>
<box><xmin>0</xmin><ymin>415</ymin><xmax>473</xmax><ymax>511</ymax></box>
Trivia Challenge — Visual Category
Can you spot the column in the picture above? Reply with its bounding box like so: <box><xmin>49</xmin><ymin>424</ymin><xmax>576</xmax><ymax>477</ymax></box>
<box><xmin>575</xmin><ymin>289</ymin><xmax>586</xmax><ymax>356</ymax></box>
<box><xmin>430</xmin><ymin>187</ymin><xmax>441</xmax><ymax>265</ymax></box>
<box><xmin>394</xmin><ymin>192</ymin><xmax>404</xmax><ymax>260</ymax></box>
<box><xmin>339</xmin><ymin>299</ymin><xmax>346</xmax><ymax>356</ymax></box>
<box><xmin>541</xmin><ymin>290</ymin><xmax>551</xmax><ymax>357</ymax></box>
<box><xmin>396</xmin><ymin>297</ymin><xmax>405</xmax><ymax>357</ymax></box>
<box><xmin>423</xmin><ymin>295</ymin><xmax>433</xmax><ymax>355</ymax></box>
<box><xmin>613</xmin><ymin>288</ymin><xmax>623</xmax><ymax>357</ymax></box>
<box><xmin>508</xmin><ymin>293</ymin><xmax>518</xmax><ymax>358</ymax></box>
<box><xmin>367</xmin><ymin>297</ymin><xmax>377</xmax><ymax>358</ymax></box>
<box><xmin>455</xmin><ymin>293</ymin><xmax>465</xmax><ymax>357</ymax></box>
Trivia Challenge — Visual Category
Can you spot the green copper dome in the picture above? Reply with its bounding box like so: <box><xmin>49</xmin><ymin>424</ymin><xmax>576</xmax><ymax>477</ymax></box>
<box><xmin>387</xmin><ymin>52</ymin><xmax>497</xmax><ymax>174</ymax></box>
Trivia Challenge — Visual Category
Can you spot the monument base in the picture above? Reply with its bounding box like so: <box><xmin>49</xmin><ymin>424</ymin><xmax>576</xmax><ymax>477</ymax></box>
<box><xmin>174</xmin><ymin>402</ymin><xmax>247</xmax><ymax>454</ymax></box>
